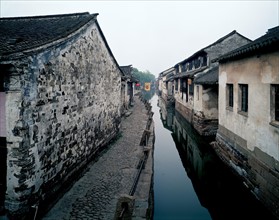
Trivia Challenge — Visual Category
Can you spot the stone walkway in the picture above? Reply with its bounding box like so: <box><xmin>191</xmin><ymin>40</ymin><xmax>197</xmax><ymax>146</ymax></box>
<box><xmin>42</xmin><ymin>96</ymin><xmax>152</xmax><ymax>220</ymax></box>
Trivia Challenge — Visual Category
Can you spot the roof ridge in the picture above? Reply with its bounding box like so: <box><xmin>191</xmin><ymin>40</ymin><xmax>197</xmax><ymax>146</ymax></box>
<box><xmin>0</xmin><ymin>12</ymin><xmax>99</xmax><ymax>57</ymax></box>
<box><xmin>176</xmin><ymin>30</ymin><xmax>250</xmax><ymax>66</ymax></box>
<box><xmin>215</xmin><ymin>26</ymin><xmax>279</xmax><ymax>62</ymax></box>
<box><xmin>205</xmin><ymin>30</ymin><xmax>237</xmax><ymax>48</ymax></box>
<box><xmin>204</xmin><ymin>30</ymin><xmax>251</xmax><ymax>49</ymax></box>
<box><xmin>0</xmin><ymin>12</ymin><xmax>95</xmax><ymax>20</ymax></box>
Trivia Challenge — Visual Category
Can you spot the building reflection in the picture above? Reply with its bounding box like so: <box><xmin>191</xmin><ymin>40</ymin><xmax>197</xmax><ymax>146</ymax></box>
<box><xmin>157</xmin><ymin>96</ymin><xmax>276</xmax><ymax>220</ymax></box>
<box><xmin>141</xmin><ymin>89</ymin><xmax>155</xmax><ymax>101</ymax></box>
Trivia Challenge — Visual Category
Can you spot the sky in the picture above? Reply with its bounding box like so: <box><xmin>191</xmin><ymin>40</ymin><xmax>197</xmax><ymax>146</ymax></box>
<box><xmin>0</xmin><ymin>1</ymin><xmax>278</xmax><ymax>77</ymax></box>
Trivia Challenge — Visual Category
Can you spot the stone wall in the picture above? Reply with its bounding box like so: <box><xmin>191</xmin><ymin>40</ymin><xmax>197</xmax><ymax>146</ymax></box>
<box><xmin>212</xmin><ymin>133</ymin><xmax>279</xmax><ymax>219</ymax></box>
<box><xmin>192</xmin><ymin>84</ymin><xmax>218</xmax><ymax>136</ymax></box>
<box><xmin>175</xmin><ymin>100</ymin><xmax>193</xmax><ymax>124</ymax></box>
<box><xmin>3</xmin><ymin>21</ymin><xmax>122</xmax><ymax>216</ymax></box>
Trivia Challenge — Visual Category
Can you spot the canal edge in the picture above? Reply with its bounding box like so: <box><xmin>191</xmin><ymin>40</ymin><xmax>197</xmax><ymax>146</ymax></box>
<box><xmin>114</xmin><ymin>95</ymin><xmax>155</xmax><ymax>220</ymax></box>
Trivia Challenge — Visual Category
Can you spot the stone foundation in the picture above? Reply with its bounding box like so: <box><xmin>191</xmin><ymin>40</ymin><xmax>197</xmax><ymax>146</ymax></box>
<box><xmin>212</xmin><ymin>133</ymin><xmax>279</xmax><ymax>219</ymax></box>
<box><xmin>175</xmin><ymin>100</ymin><xmax>218</xmax><ymax>136</ymax></box>
<box><xmin>192</xmin><ymin>113</ymin><xmax>218</xmax><ymax>136</ymax></box>
<box><xmin>175</xmin><ymin>100</ymin><xmax>193</xmax><ymax>124</ymax></box>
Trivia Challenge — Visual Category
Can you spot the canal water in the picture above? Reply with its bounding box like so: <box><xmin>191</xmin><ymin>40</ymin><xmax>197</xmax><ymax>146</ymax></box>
<box><xmin>150</xmin><ymin>95</ymin><xmax>276</xmax><ymax>220</ymax></box>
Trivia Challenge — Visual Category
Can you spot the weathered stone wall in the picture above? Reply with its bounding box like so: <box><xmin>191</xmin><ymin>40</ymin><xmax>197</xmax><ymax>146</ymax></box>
<box><xmin>192</xmin><ymin>84</ymin><xmax>218</xmax><ymax>136</ymax></box>
<box><xmin>175</xmin><ymin>100</ymin><xmax>193</xmax><ymax>124</ymax></box>
<box><xmin>213</xmin><ymin>133</ymin><xmax>279</xmax><ymax>219</ymax></box>
<box><xmin>121</xmin><ymin>81</ymin><xmax>129</xmax><ymax>114</ymax></box>
<box><xmin>4</xmin><ymin>21</ymin><xmax>122</xmax><ymax>216</ymax></box>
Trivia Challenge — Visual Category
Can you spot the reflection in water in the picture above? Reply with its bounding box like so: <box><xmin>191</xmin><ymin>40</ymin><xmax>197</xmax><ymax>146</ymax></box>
<box><xmin>153</xmin><ymin>95</ymin><xmax>276</xmax><ymax>220</ymax></box>
<box><xmin>141</xmin><ymin>89</ymin><xmax>155</xmax><ymax>101</ymax></box>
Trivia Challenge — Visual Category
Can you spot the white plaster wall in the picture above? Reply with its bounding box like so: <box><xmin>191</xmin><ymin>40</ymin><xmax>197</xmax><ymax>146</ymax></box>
<box><xmin>194</xmin><ymin>85</ymin><xmax>203</xmax><ymax>112</ymax></box>
<box><xmin>219</xmin><ymin>52</ymin><xmax>279</xmax><ymax>161</ymax></box>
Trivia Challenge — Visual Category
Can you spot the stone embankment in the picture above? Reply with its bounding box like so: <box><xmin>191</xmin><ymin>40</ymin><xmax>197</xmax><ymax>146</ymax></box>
<box><xmin>42</xmin><ymin>95</ymin><xmax>154</xmax><ymax>220</ymax></box>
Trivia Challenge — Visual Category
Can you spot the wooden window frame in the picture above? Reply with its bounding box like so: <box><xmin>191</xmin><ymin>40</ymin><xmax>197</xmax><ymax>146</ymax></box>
<box><xmin>270</xmin><ymin>84</ymin><xmax>279</xmax><ymax>128</ymax></box>
<box><xmin>238</xmin><ymin>84</ymin><xmax>248</xmax><ymax>116</ymax></box>
<box><xmin>226</xmin><ymin>84</ymin><xmax>234</xmax><ymax>110</ymax></box>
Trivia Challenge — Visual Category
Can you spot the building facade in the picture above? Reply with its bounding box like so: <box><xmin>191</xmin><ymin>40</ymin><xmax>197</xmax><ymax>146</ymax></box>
<box><xmin>120</xmin><ymin>65</ymin><xmax>137</xmax><ymax>115</ymax></box>
<box><xmin>158</xmin><ymin>67</ymin><xmax>175</xmax><ymax>105</ymax></box>
<box><xmin>0</xmin><ymin>12</ymin><xmax>123</xmax><ymax>217</ymax></box>
<box><xmin>213</xmin><ymin>26</ymin><xmax>279</xmax><ymax>218</ymax></box>
<box><xmin>172</xmin><ymin>31</ymin><xmax>251</xmax><ymax>136</ymax></box>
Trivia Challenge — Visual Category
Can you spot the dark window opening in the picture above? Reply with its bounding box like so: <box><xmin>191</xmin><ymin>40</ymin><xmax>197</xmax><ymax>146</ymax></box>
<box><xmin>227</xmin><ymin>84</ymin><xmax>234</xmax><ymax>107</ymax></box>
<box><xmin>181</xmin><ymin>79</ymin><xmax>188</xmax><ymax>101</ymax></box>
<box><xmin>275</xmin><ymin>85</ymin><xmax>279</xmax><ymax>121</ymax></box>
<box><xmin>189</xmin><ymin>62</ymin><xmax>193</xmax><ymax>71</ymax></box>
<box><xmin>182</xmin><ymin>64</ymin><xmax>186</xmax><ymax>72</ymax></box>
<box><xmin>240</xmin><ymin>84</ymin><xmax>248</xmax><ymax>112</ymax></box>
<box><xmin>194</xmin><ymin>59</ymin><xmax>200</xmax><ymax>69</ymax></box>
<box><xmin>175</xmin><ymin>79</ymin><xmax>178</xmax><ymax>91</ymax></box>
<box><xmin>202</xmin><ymin>56</ymin><xmax>208</xmax><ymax>67</ymax></box>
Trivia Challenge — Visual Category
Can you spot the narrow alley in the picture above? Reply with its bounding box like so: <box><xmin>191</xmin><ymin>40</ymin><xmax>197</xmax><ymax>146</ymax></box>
<box><xmin>42</xmin><ymin>96</ymin><xmax>154</xmax><ymax>220</ymax></box>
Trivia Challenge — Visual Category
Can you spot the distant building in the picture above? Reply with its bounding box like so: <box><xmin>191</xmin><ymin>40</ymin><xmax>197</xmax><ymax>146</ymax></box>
<box><xmin>0</xmin><ymin>12</ymin><xmax>122</xmax><ymax>217</ymax></box>
<box><xmin>171</xmin><ymin>31</ymin><xmax>251</xmax><ymax>136</ymax></box>
<box><xmin>213</xmin><ymin>26</ymin><xmax>279</xmax><ymax>218</ymax></box>
<box><xmin>158</xmin><ymin>67</ymin><xmax>175</xmax><ymax>104</ymax></box>
<box><xmin>120</xmin><ymin>65</ymin><xmax>138</xmax><ymax>115</ymax></box>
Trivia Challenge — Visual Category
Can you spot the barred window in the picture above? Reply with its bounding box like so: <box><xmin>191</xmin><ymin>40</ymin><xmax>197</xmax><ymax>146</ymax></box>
<box><xmin>271</xmin><ymin>85</ymin><xmax>279</xmax><ymax>122</ymax></box>
<box><xmin>227</xmin><ymin>84</ymin><xmax>234</xmax><ymax>108</ymax></box>
<box><xmin>275</xmin><ymin>86</ymin><xmax>279</xmax><ymax>121</ymax></box>
<box><xmin>239</xmin><ymin>84</ymin><xmax>248</xmax><ymax>113</ymax></box>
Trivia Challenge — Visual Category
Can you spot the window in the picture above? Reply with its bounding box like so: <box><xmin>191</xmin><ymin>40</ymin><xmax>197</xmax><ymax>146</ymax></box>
<box><xmin>194</xmin><ymin>59</ymin><xmax>201</xmax><ymax>69</ymax></box>
<box><xmin>226</xmin><ymin>84</ymin><xmax>234</xmax><ymax>108</ymax></box>
<box><xmin>175</xmin><ymin>79</ymin><xmax>178</xmax><ymax>91</ymax></box>
<box><xmin>189</xmin><ymin>62</ymin><xmax>193</xmax><ymax>71</ymax></box>
<box><xmin>275</xmin><ymin>86</ymin><xmax>279</xmax><ymax>121</ymax></box>
<box><xmin>239</xmin><ymin>84</ymin><xmax>248</xmax><ymax>113</ymax></box>
<box><xmin>271</xmin><ymin>85</ymin><xmax>279</xmax><ymax>124</ymax></box>
<box><xmin>202</xmin><ymin>56</ymin><xmax>208</xmax><ymax>67</ymax></box>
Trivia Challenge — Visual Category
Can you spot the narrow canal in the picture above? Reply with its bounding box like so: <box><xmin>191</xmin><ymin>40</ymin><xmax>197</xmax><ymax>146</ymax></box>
<box><xmin>150</xmin><ymin>95</ymin><xmax>276</xmax><ymax>220</ymax></box>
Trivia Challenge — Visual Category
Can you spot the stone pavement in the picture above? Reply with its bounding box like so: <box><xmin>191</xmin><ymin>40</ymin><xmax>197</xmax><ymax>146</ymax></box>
<box><xmin>42</xmin><ymin>95</ymin><xmax>154</xmax><ymax>220</ymax></box>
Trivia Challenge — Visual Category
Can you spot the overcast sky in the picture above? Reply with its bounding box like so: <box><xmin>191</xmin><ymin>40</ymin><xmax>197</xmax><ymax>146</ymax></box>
<box><xmin>1</xmin><ymin>1</ymin><xmax>278</xmax><ymax>77</ymax></box>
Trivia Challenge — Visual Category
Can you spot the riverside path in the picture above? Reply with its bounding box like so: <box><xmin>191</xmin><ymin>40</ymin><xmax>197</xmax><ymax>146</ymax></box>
<box><xmin>42</xmin><ymin>95</ymin><xmax>154</xmax><ymax>220</ymax></box>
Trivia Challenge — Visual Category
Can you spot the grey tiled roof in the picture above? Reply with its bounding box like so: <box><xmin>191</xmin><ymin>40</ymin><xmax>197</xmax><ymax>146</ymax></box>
<box><xmin>120</xmin><ymin>65</ymin><xmax>139</xmax><ymax>82</ymax></box>
<box><xmin>0</xmin><ymin>12</ymin><xmax>97</xmax><ymax>56</ymax></box>
<box><xmin>120</xmin><ymin>65</ymin><xmax>132</xmax><ymax>76</ymax></box>
<box><xmin>171</xmin><ymin>66</ymin><xmax>208</xmax><ymax>80</ymax></box>
<box><xmin>194</xmin><ymin>65</ymin><xmax>218</xmax><ymax>85</ymax></box>
<box><xmin>175</xmin><ymin>30</ymin><xmax>251</xmax><ymax>66</ymax></box>
<box><xmin>217</xmin><ymin>26</ymin><xmax>279</xmax><ymax>62</ymax></box>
